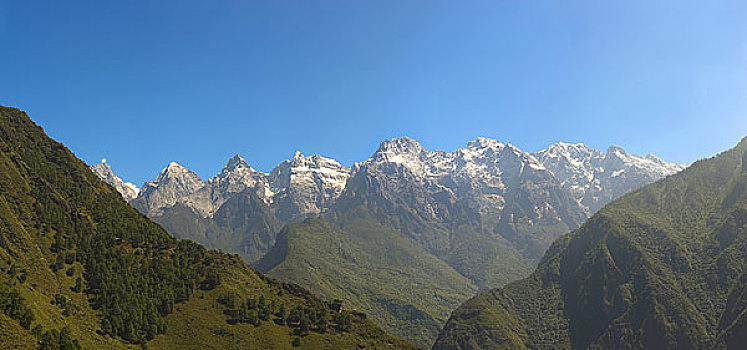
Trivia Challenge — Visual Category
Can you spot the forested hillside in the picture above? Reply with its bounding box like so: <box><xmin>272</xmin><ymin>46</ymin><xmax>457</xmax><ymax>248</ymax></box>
<box><xmin>433</xmin><ymin>137</ymin><xmax>747</xmax><ymax>350</ymax></box>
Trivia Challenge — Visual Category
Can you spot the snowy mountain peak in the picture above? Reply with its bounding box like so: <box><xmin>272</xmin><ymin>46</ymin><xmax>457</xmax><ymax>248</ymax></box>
<box><xmin>91</xmin><ymin>162</ymin><xmax>139</xmax><ymax>201</ymax></box>
<box><xmin>534</xmin><ymin>142</ymin><xmax>683</xmax><ymax>213</ymax></box>
<box><xmin>466</xmin><ymin>137</ymin><xmax>505</xmax><ymax>150</ymax></box>
<box><xmin>369</xmin><ymin>137</ymin><xmax>430</xmax><ymax>174</ymax></box>
<box><xmin>153</xmin><ymin>161</ymin><xmax>202</xmax><ymax>186</ymax></box>
<box><xmin>376</xmin><ymin>137</ymin><xmax>424</xmax><ymax>155</ymax></box>
<box><xmin>268</xmin><ymin>152</ymin><xmax>350</xmax><ymax>221</ymax></box>
<box><xmin>213</xmin><ymin>154</ymin><xmax>262</xmax><ymax>183</ymax></box>
<box><xmin>538</xmin><ymin>142</ymin><xmax>601</xmax><ymax>169</ymax></box>
<box><xmin>290</xmin><ymin>151</ymin><xmax>311</xmax><ymax>165</ymax></box>
<box><xmin>175</xmin><ymin>154</ymin><xmax>270</xmax><ymax>218</ymax></box>
<box><xmin>133</xmin><ymin>161</ymin><xmax>205</xmax><ymax>216</ymax></box>
<box><xmin>286</xmin><ymin>151</ymin><xmax>346</xmax><ymax>171</ymax></box>
<box><xmin>292</xmin><ymin>150</ymin><xmax>304</xmax><ymax>160</ymax></box>
<box><xmin>223</xmin><ymin>154</ymin><xmax>251</xmax><ymax>173</ymax></box>
<box><xmin>607</xmin><ymin>145</ymin><xmax>627</xmax><ymax>155</ymax></box>
<box><xmin>501</xmin><ymin>142</ymin><xmax>525</xmax><ymax>155</ymax></box>
<box><xmin>91</xmin><ymin>161</ymin><xmax>112</xmax><ymax>174</ymax></box>
<box><xmin>546</xmin><ymin>141</ymin><xmax>592</xmax><ymax>153</ymax></box>
<box><xmin>155</xmin><ymin>161</ymin><xmax>199</xmax><ymax>182</ymax></box>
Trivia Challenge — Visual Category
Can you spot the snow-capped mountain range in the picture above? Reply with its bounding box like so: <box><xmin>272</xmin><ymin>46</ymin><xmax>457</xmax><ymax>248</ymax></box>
<box><xmin>125</xmin><ymin>151</ymin><xmax>349</xmax><ymax>222</ymax></box>
<box><xmin>93</xmin><ymin>137</ymin><xmax>684</xmax><ymax>263</ymax></box>
<box><xmin>91</xmin><ymin>137</ymin><xmax>685</xmax><ymax>345</ymax></box>
<box><xmin>534</xmin><ymin>142</ymin><xmax>684</xmax><ymax>212</ymax></box>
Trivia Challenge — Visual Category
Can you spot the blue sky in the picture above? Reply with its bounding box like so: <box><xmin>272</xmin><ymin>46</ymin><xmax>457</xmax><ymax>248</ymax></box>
<box><xmin>1</xmin><ymin>1</ymin><xmax>746</xmax><ymax>185</ymax></box>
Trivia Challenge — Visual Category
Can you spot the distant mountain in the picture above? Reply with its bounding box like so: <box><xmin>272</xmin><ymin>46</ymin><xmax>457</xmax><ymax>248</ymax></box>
<box><xmin>90</xmin><ymin>162</ymin><xmax>139</xmax><ymax>201</ymax></box>
<box><xmin>95</xmin><ymin>136</ymin><xmax>683</xmax><ymax>347</ymax></box>
<box><xmin>257</xmin><ymin>137</ymin><xmax>682</xmax><ymax>347</ymax></box>
<box><xmin>535</xmin><ymin>142</ymin><xmax>685</xmax><ymax>213</ymax></box>
<box><xmin>0</xmin><ymin>105</ymin><xmax>418</xmax><ymax>350</ymax></box>
<box><xmin>432</xmin><ymin>137</ymin><xmax>746</xmax><ymax>350</ymax></box>
<box><xmin>269</xmin><ymin>151</ymin><xmax>350</xmax><ymax>222</ymax></box>
<box><xmin>105</xmin><ymin>152</ymin><xmax>347</xmax><ymax>263</ymax></box>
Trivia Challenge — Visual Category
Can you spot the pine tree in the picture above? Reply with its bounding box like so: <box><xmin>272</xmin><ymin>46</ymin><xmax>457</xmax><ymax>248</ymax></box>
<box><xmin>298</xmin><ymin>314</ymin><xmax>310</xmax><ymax>336</ymax></box>
<box><xmin>316</xmin><ymin>311</ymin><xmax>328</xmax><ymax>333</ymax></box>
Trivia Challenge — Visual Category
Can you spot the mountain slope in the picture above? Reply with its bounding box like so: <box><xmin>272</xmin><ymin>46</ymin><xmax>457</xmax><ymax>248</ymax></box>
<box><xmin>0</xmin><ymin>105</ymin><xmax>418</xmax><ymax>350</ymax></box>
<box><xmin>103</xmin><ymin>137</ymin><xmax>681</xmax><ymax>268</ymax></box>
<box><xmin>258</xmin><ymin>215</ymin><xmax>479</xmax><ymax>347</ymax></box>
<box><xmin>433</xmin><ymin>137</ymin><xmax>747</xmax><ymax>350</ymax></box>
<box><xmin>257</xmin><ymin>137</ymin><xmax>682</xmax><ymax>347</ymax></box>
<box><xmin>119</xmin><ymin>152</ymin><xmax>350</xmax><ymax>264</ymax></box>
<box><xmin>96</xmin><ymin>135</ymin><xmax>682</xmax><ymax>347</ymax></box>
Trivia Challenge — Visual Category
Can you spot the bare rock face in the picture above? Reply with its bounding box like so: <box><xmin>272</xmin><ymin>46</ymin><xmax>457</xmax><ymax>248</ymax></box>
<box><xmin>96</xmin><ymin>137</ymin><xmax>683</xmax><ymax>267</ymax></box>
<box><xmin>342</xmin><ymin>137</ymin><xmax>588</xmax><ymax>260</ymax></box>
<box><xmin>130</xmin><ymin>161</ymin><xmax>204</xmax><ymax>216</ymax></box>
<box><xmin>183</xmin><ymin>155</ymin><xmax>271</xmax><ymax>217</ymax></box>
<box><xmin>90</xmin><ymin>162</ymin><xmax>139</xmax><ymax>201</ymax></box>
<box><xmin>100</xmin><ymin>138</ymin><xmax>682</xmax><ymax>231</ymax></box>
<box><xmin>269</xmin><ymin>151</ymin><xmax>350</xmax><ymax>222</ymax></box>
<box><xmin>534</xmin><ymin>142</ymin><xmax>685</xmax><ymax>212</ymax></box>
<box><xmin>121</xmin><ymin>153</ymin><xmax>350</xmax><ymax>223</ymax></box>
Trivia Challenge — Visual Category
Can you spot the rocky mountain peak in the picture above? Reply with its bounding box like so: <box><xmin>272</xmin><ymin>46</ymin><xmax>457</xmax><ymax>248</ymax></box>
<box><xmin>375</xmin><ymin>137</ymin><xmax>424</xmax><ymax>156</ymax></box>
<box><xmin>535</xmin><ymin>142</ymin><xmax>601</xmax><ymax>176</ymax></box>
<box><xmin>154</xmin><ymin>161</ymin><xmax>202</xmax><ymax>183</ymax></box>
<box><xmin>292</xmin><ymin>150</ymin><xmax>304</xmax><ymax>161</ymax></box>
<box><xmin>366</xmin><ymin>137</ymin><xmax>433</xmax><ymax>178</ymax></box>
<box><xmin>606</xmin><ymin>144</ymin><xmax>627</xmax><ymax>155</ymax></box>
<box><xmin>466</xmin><ymin>137</ymin><xmax>505</xmax><ymax>151</ymax></box>
<box><xmin>544</xmin><ymin>142</ymin><xmax>595</xmax><ymax>158</ymax></box>
<box><xmin>91</xmin><ymin>161</ymin><xmax>114</xmax><ymax>179</ymax></box>
<box><xmin>268</xmin><ymin>152</ymin><xmax>350</xmax><ymax>222</ymax></box>
<box><xmin>535</xmin><ymin>142</ymin><xmax>684</xmax><ymax>213</ymax></box>
<box><xmin>501</xmin><ymin>143</ymin><xmax>529</xmax><ymax>157</ymax></box>
<box><xmin>287</xmin><ymin>152</ymin><xmax>347</xmax><ymax>172</ymax></box>
<box><xmin>457</xmin><ymin>137</ymin><xmax>505</xmax><ymax>163</ymax></box>
<box><xmin>222</xmin><ymin>154</ymin><xmax>252</xmax><ymax>174</ymax></box>
<box><xmin>91</xmin><ymin>162</ymin><xmax>139</xmax><ymax>201</ymax></box>
<box><xmin>133</xmin><ymin>161</ymin><xmax>205</xmax><ymax>216</ymax></box>
<box><xmin>125</xmin><ymin>136</ymin><xmax>685</xmax><ymax>251</ymax></box>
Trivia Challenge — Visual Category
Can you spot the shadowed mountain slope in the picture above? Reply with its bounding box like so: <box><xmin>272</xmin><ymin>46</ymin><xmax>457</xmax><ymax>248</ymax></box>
<box><xmin>433</xmin><ymin>137</ymin><xmax>747</xmax><ymax>350</ymax></box>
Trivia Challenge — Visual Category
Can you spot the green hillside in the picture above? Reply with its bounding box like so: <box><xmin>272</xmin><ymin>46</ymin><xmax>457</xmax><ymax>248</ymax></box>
<box><xmin>258</xmin><ymin>161</ymin><xmax>578</xmax><ymax>347</ymax></box>
<box><xmin>257</xmin><ymin>211</ymin><xmax>480</xmax><ymax>347</ymax></box>
<box><xmin>0</xmin><ymin>105</ymin><xmax>419</xmax><ymax>350</ymax></box>
<box><xmin>433</xmin><ymin>137</ymin><xmax>747</xmax><ymax>349</ymax></box>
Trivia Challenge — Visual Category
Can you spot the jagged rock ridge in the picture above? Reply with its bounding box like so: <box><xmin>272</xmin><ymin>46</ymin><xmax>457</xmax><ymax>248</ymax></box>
<box><xmin>432</xmin><ymin>137</ymin><xmax>746</xmax><ymax>350</ymax></box>
<box><xmin>90</xmin><ymin>162</ymin><xmax>139</xmax><ymax>201</ymax></box>
<box><xmin>95</xmin><ymin>138</ymin><xmax>682</xmax><ymax>266</ymax></box>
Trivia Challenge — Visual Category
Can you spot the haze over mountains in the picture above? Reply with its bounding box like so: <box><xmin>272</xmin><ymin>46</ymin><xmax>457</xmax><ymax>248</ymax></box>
<box><xmin>95</xmin><ymin>136</ymin><xmax>683</xmax><ymax>346</ymax></box>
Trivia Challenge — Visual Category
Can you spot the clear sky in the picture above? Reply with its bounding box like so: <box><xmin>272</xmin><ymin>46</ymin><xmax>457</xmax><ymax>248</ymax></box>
<box><xmin>1</xmin><ymin>1</ymin><xmax>746</xmax><ymax>185</ymax></box>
